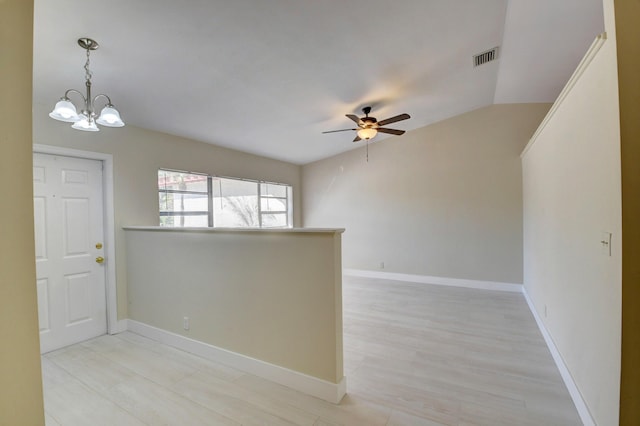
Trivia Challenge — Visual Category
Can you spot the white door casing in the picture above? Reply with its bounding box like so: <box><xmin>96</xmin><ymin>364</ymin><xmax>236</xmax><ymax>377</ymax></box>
<box><xmin>34</xmin><ymin>153</ymin><xmax>107</xmax><ymax>353</ymax></box>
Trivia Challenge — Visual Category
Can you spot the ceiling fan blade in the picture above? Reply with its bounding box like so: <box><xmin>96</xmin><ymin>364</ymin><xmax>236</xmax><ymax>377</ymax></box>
<box><xmin>377</xmin><ymin>113</ymin><xmax>410</xmax><ymax>127</ymax></box>
<box><xmin>377</xmin><ymin>128</ymin><xmax>406</xmax><ymax>136</ymax></box>
<box><xmin>353</xmin><ymin>135</ymin><xmax>362</xmax><ymax>142</ymax></box>
<box><xmin>322</xmin><ymin>128</ymin><xmax>357</xmax><ymax>134</ymax></box>
<box><xmin>346</xmin><ymin>114</ymin><xmax>361</xmax><ymax>124</ymax></box>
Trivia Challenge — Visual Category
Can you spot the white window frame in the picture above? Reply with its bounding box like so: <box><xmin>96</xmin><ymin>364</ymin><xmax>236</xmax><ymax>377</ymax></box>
<box><xmin>158</xmin><ymin>169</ymin><xmax>293</xmax><ymax>228</ymax></box>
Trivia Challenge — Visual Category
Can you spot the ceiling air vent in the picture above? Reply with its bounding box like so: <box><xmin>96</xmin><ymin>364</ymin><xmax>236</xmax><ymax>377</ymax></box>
<box><xmin>473</xmin><ymin>47</ymin><xmax>499</xmax><ymax>67</ymax></box>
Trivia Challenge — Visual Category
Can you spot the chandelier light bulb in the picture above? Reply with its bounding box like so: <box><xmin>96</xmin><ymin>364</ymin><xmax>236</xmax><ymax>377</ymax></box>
<box><xmin>49</xmin><ymin>99</ymin><xmax>80</xmax><ymax>122</ymax></box>
<box><xmin>96</xmin><ymin>105</ymin><xmax>125</xmax><ymax>127</ymax></box>
<box><xmin>71</xmin><ymin>116</ymin><xmax>100</xmax><ymax>132</ymax></box>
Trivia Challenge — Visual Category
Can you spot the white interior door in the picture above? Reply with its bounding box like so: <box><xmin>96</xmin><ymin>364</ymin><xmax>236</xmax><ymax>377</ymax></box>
<box><xmin>33</xmin><ymin>153</ymin><xmax>107</xmax><ymax>354</ymax></box>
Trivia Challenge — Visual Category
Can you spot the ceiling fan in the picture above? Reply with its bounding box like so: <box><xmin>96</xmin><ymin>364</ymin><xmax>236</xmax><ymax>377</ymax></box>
<box><xmin>323</xmin><ymin>106</ymin><xmax>411</xmax><ymax>142</ymax></box>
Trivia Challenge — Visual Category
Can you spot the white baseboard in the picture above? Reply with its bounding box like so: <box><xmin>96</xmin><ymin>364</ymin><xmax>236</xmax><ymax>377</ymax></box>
<box><xmin>522</xmin><ymin>289</ymin><xmax>595</xmax><ymax>426</ymax></box>
<box><xmin>126</xmin><ymin>320</ymin><xmax>346</xmax><ymax>404</ymax></box>
<box><xmin>110</xmin><ymin>319</ymin><xmax>129</xmax><ymax>334</ymax></box>
<box><xmin>343</xmin><ymin>269</ymin><xmax>522</xmax><ymax>292</ymax></box>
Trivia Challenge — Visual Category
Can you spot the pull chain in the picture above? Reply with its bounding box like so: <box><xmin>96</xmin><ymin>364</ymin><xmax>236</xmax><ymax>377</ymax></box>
<box><xmin>366</xmin><ymin>140</ymin><xmax>369</xmax><ymax>162</ymax></box>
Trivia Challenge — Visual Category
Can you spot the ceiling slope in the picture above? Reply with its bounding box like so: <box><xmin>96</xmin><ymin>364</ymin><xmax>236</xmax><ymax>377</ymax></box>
<box><xmin>33</xmin><ymin>0</ymin><xmax>603</xmax><ymax>164</ymax></box>
<box><xmin>494</xmin><ymin>0</ymin><xmax>605</xmax><ymax>104</ymax></box>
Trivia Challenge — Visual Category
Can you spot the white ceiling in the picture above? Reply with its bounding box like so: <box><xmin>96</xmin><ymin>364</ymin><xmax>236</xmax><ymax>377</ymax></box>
<box><xmin>33</xmin><ymin>0</ymin><xmax>604</xmax><ymax>165</ymax></box>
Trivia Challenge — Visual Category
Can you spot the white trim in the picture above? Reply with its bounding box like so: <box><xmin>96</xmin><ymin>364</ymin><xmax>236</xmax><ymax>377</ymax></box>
<box><xmin>521</xmin><ymin>33</ymin><xmax>607</xmax><ymax>158</ymax></box>
<box><xmin>343</xmin><ymin>269</ymin><xmax>522</xmax><ymax>292</ymax></box>
<box><xmin>127</xmin><ymin>320</ymin><xmax>346</xmax><ymax>404</ymax></box>
<box><xmin>115</xmin><ymin>319</ymin><xmax>129</xmax><ymax>334</ymax></box>
<box><xmin>32</xmin><ymin>144</ymin><xmax>119</xmax><ymax>335</ymax></box>
<box><xmin>522</xmin><ymin>288</ymin><xmax>595</xmax><ymax>426</ymax></box>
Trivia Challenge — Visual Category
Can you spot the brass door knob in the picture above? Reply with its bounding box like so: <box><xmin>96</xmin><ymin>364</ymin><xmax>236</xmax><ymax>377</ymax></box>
<box><xmin>96</xmin><ymin>256</ymin><xmax>105</xmax><ymax>264</ymax></box>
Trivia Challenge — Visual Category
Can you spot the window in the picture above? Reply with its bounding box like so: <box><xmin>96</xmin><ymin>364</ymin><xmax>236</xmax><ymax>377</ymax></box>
<box><xmin>158</xmin><ymin>170</ymin><xmax>210</xmax><ymax>227</ymax></box>
<box><xmin>158</xmin><ymin>169</ymin><xmax>292</xmax><ymax>228</ymax></box>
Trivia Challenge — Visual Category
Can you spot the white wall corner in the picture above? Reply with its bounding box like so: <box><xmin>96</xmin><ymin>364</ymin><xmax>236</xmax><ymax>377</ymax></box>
<box><xmin>343</xmin><ymin>269</ymin><xmax>522</xmax><ymax>293</ymax></box>
<box><xmin>126</xmin><ymin>320</ymin><xmax>346</xmax><ymax>404</ymax></box>
<box><xmin>522</xmin><ymin>288</ymin><xmax>596</xmax><ymax>426</ymax></box>
<box><xmin>111</xmin><ymin>319</ymin><xmax>129</xmax><ymax>335</ymax></box>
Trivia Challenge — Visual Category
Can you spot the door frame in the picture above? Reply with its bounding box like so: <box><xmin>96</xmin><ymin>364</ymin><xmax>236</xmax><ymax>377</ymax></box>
<box><xmin>33</xmin><ymin>144</ymin><xmax>122</xmax><ymax>335</ymax></box>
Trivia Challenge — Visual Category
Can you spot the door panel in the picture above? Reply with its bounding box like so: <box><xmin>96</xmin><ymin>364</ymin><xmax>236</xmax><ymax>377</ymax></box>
<box><xmin>63</xmin><ymin>197</ymin><xmax>90</xmax><ymax>256</ymax></box>
<box><xmin>33</xmin><ymin>197</ymin><xmax>48</xmax><ymax>259</ymax></box>
<box><xmin>36</xmin><ymin>278</ymin><xmax>50</xmax><ymax>332</ymax></box>
<box><xmin>66</xmin><ymin>272</ymin><xmax>92</xmax><ymax>323</ymax></box>
<box><xmin>33</xmin><ymin>153</ymin><xmax>107</xmax><ymax>353</ymax></box>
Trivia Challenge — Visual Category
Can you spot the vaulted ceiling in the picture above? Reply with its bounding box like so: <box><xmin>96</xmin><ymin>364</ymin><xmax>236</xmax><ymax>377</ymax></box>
<box><xmin>33</xmin><ymin>0</ymin><xmax>604</xmax><ymax>164</ymax></box>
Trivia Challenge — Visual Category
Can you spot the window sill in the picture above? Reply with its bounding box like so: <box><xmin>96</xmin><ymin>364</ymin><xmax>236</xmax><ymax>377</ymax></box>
<box><xmin>122</xmin><ymin>226</ymin><xmax>345</xmax><ymax>234</ymax></box>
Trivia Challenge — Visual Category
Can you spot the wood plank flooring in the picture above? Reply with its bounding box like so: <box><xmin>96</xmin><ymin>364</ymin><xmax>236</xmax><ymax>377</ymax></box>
<box><xmin>42</xmin><ymin>276</ymin><xmax>581</xmax><ymax>425</ymax></box>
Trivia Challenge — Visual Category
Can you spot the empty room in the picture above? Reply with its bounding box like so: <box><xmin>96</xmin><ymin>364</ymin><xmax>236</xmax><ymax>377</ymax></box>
<box><xmin>2</xmin><ymin>0</ymin><xmax>639</xmax><ymax>425</ymax></box>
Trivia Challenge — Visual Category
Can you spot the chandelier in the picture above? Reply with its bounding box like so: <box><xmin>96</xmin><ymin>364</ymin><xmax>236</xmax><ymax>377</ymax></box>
<box><xmin>49</xmin><ymin>38</ymin><xmax>124</xmax><ymax>131</ymax></box>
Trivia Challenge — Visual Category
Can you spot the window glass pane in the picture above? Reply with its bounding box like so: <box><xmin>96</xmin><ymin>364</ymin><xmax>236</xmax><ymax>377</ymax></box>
<box><xmin>260</xmin><ymin>197</ymin><xmax>286</xmax><ymax>212</ymax></box>
<box><xmin>260</xmin><ymin>183</ymin><xmax>288</xmax><ymax>198</ymax></box>
<box><xmin>261</xmin><ymin>213</ymin><xmax>287</xmax><ymax>228</ymax></box>
<box><xmin>212</xmin><ymin>177</ymin><xmax>259</xmax><ymax>227</ymax></box>
<box><xmin>158</xmin><ymin>170</ymin><xmax>208</xmax><ymax>192</ymax></box>
<box><xmin>159</xmin><ymin>192</ymin><xmax>208</xmax><ymax>213</ymax></box>
<box><xmin>160</xmin><ymin>214</ymin><xmax>208</xmax><ymax>227</ymax></box>
<box><xmin>158</xmin><ymin>169</ymin><xmax>292</xmax><ymax>229</ymax></box>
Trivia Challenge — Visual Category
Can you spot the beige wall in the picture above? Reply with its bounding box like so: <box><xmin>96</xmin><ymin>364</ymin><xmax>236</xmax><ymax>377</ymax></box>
<box><xmin>302</xmin><ymin>104</ymin><xmax>549</xmax><ymax>284</ymax></box>
<box><xmin>614</xmin><ymin>0</ymin><xmax>640</xmax><ymax>422</ymax></box>
<box><xmin>521</xmin><ymin>7</ymin><xmax>621</xmax><ymax>424</ymax></box>
<box><xmin>0</xmin><ymin>0</ymin><xmax>45</xmax><ymax>424</ymax></box>
<box><xmin>124</xmin><ymin>228</ymin><xmax>343</xmax><ymax>383</ymax></box>
<box><xmin>32</xmin><ymin>106</ymin><xmax>302</xmax><ymax>319</ymax></box>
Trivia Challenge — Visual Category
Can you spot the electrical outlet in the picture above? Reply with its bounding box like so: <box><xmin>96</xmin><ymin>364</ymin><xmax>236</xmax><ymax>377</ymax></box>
<box><xmin>183</xmin><ymin>316</ymin><xmax>190</xmax><ymax>330</ymax></box>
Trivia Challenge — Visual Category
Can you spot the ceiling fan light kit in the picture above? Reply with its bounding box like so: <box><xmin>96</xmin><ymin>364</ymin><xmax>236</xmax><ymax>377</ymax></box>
<box><xmin>356</xmin><ymin>127</ymin><xmax>377</xmax><ymax>140</ymax></box>
<box><xmin>49</xmin><ymin>37</ymin><xmax>125</xmax><ymax>131</ymax></box>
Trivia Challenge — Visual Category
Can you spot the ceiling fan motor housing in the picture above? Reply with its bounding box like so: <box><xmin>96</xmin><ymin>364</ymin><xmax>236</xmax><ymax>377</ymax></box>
<box><xmin>361</xmin><ymin>117</ymin><xmax>377</xmax><ymax>127</ymax></box>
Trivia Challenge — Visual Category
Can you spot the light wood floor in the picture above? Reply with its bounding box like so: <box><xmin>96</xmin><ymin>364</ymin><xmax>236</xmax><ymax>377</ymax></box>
<box><xmin>42</xmin><ymin>277</ymin><xmax>581</xmax><ymax>425</ymax></box>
